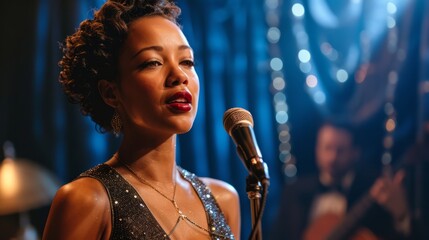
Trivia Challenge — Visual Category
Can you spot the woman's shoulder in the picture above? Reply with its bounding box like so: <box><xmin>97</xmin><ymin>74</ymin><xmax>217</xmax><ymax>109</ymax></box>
<box><xmin>50</xmin><ymin>176</ymin><xmax>110</xmax><ymax>219</ymax></box>
<box><xmin>199</xmin><ymin>177</ymin><xmax>239</xmax><ymax>202</ymax></box>
<box><xmin>178</xmin><ymin>167</ymin><xmax>238</xmax><ymax>197</ymax></box>
<box><xmin>43</xmin><ymin>176</ymin><xmax>111</xmax><ymax>239</ymax></box>
<box><xmin>56</xmin><ymin>176</ymin><xmax>108</xmax><ymax>203</ymax></box>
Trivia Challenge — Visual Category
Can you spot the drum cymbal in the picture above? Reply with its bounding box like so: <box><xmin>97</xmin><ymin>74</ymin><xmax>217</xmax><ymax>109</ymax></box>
<box><xmin>0</xmin><ymin>158</ymin><xmax>60</xmax><ymax>215</ymax></box>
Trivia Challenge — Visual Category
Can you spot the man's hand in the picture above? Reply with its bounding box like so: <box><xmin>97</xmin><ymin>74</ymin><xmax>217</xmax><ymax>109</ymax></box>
<box><xmin>370</xmin><ymin>169</ymin><xmax>410</xmax><ymax>234</ymax></box>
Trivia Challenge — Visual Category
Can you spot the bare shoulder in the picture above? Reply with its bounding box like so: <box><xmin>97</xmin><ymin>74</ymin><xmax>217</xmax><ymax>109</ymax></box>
<box><xmin>54</xmin><ymin>177</ymin><xmax>109</xmax><ymax>207</ymax></box>
<box><xmin>199</xmin><ymin>177</ymin><xmax>239</xmax><ymax>201</ymax></box>
<box><xmin>43</xmin><ymin>177</ymin><xmax>110</xmax><ymax>240</ymax></box>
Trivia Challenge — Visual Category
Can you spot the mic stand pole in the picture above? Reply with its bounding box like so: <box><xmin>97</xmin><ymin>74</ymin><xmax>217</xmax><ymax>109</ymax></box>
<box><xmin>246</xmin><ymin>174</ymin><xmax>262</xmax><ymax>240</ymax></box>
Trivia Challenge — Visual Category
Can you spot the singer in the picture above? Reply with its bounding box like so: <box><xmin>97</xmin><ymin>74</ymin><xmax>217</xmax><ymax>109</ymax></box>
<box><xmin>42</xmin><ymin>0</ymin><xmax>240</xmax><ymax>239</ymax></box>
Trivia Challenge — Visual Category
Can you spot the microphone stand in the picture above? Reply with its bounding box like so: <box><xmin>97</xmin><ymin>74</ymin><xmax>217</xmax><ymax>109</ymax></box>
<box><xmin>246</xmin><ymin>174</ymin><xmax>262</xmax><ymax>240</ymax></box>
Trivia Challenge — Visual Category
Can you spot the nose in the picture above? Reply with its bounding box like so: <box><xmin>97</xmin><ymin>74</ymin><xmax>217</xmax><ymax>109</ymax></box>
<box><xmin>324</xmin><ymin>149</ymin><xmax>339</xmax><ymax>165</ymax></box>
<box><xmin>166</xmin><ymin>65</ymin><xmax>188</xmax><ymax>87</ymax></box>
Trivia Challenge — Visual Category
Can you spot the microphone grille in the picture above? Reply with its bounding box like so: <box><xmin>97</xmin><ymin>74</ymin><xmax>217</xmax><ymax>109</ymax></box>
<box><xmin>223</xmin><ymin>107</ymin><xmax>254</xmax><ymax>134</ymax></box>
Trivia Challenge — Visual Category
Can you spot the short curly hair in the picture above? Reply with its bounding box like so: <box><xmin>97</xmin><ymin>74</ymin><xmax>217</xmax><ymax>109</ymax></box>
<box><xmin>59</xmin><ymin>0</ymin><xmax>181</xmax><ymax>133</ymax></box>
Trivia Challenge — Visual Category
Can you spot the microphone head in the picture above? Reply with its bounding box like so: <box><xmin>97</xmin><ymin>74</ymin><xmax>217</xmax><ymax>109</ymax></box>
<box><xmin>223</xmin><ymin>107</ymin><xmax>254</xmax><ymax>135</ymax></box>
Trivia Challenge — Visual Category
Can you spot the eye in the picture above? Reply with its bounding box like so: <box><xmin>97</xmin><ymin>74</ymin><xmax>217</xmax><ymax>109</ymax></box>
<box><xmin>138</xmin><ymin>60</ymin><xmax>162</xmax><ymax>70</ymax></box>
<box><xmin>181</xmin><ymin>59</ymin><xmax>195</xmax><ymax>68</ymax></box>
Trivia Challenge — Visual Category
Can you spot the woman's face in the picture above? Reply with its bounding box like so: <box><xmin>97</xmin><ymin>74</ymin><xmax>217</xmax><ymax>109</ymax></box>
<box><xmin>116</xmin><ymin>16</ymin><xmax>199</xmax><ymax>136</ymax></box>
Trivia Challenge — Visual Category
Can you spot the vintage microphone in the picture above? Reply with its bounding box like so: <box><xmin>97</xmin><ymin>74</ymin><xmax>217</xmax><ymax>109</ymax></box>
<box><xmin>222</xmin><ymin>108</ymin><xmax>270</xmax><ymax>184</ymax></box>
<box><xmin>223</xmin><ymin>107</ymin><xmax>270</xmax><ymax>240</ymax></box>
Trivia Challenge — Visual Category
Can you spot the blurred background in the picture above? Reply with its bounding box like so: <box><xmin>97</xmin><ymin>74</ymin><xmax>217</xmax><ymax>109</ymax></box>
<box><xmin>1</xmin><ymin>0</ymin><xmax>428</xmax><ymax>239</ymax></box>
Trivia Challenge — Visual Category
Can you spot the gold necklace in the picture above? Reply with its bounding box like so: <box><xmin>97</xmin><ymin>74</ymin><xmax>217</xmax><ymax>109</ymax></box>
<box><xmin>114</xmin><ymin>154</ymin><xmax>214</xmax><ymax>238</ymax></box>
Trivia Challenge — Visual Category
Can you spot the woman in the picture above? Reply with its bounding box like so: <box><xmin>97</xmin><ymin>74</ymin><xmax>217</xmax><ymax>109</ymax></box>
<box><xmin>42</xmin><ymin>0</ymin><xmax>241</xmax><ymax>239</ymax></box>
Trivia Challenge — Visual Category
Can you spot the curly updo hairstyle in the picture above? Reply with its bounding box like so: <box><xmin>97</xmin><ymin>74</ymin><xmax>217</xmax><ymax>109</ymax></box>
<box><xmin>59</xmin><ymin>0</ymin><xmax>181</xmax><ymax>133</ymax></box>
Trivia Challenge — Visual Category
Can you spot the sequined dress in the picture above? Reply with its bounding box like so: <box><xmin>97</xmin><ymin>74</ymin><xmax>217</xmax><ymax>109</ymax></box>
<box><xmin>79</xmin><ymin>164</ymin><xmax>235</xmax><ymax>240</ymax></box>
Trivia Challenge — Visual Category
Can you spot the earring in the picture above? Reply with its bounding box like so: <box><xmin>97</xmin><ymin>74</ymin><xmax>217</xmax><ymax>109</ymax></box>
<box><xmin>111</xmin><ymin>111</ymin><xmax>122</xmax><ymax>137</ymax></box>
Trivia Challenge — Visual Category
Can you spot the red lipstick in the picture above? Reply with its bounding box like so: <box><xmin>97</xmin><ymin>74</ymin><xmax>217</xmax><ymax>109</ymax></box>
<box><xmin>166</xmin><ymin>91</ymin><xmax>193</xmax><ymax>112</ymax></box>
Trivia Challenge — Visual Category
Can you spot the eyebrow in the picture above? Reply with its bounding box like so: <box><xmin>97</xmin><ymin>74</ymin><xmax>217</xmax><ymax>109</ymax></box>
<box><xmin>130</xmin><ymin>45</ymin><xmax>193</xmax><ymax>60</ymax></box>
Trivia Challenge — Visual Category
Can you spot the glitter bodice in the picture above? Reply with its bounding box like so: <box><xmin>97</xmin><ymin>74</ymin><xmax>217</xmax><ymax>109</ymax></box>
<box><xmin>79</xmin><ymin>164</ymin><xmax>235</xmax><ymax>240</ymax></box>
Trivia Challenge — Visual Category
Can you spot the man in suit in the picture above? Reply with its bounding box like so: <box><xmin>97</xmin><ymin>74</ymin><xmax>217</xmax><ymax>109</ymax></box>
<box><xmin>269</xmin><ymin>121</ymin><xmax>410</xmax><ymax>240</ymax></box>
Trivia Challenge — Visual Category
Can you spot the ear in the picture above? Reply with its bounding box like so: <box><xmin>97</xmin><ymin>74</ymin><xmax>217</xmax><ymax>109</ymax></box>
<box><xmin>98</xmin><ymin>80</ymin><xmax>119</xmax><ymax>108</ymax></box>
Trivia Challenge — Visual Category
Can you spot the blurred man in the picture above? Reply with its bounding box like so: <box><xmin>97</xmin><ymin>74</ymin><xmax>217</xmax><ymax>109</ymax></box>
<box><xmin>269</xmin><ymin>121</ymin><xmax>410</xmax><ymax>240</ymax></box>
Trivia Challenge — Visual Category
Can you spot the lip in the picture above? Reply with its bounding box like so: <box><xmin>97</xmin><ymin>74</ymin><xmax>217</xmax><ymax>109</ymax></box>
<box><xmin>166</xmin><ymin>91</ymin><xmax>193</xmax><ymax>112</ymax></box>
